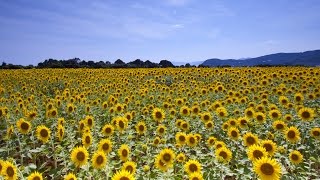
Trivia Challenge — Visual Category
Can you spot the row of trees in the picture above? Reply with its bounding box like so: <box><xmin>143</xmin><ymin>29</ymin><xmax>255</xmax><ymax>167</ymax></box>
<box><xmin>0</xmin><ymin>58</ymin><xmax>182</xmax><ymax>69</ymax></box>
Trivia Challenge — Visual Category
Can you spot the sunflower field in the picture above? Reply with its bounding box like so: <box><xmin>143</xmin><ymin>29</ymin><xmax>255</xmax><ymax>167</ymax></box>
<box><xmin>0</xmin><ymin>67</ymin><xmax>319</xmax><ymax>180</ymax></box>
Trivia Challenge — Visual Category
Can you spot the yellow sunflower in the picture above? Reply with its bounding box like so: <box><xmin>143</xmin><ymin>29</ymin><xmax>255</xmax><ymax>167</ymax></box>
<box><xmin>260</xmin><ymin>140</ymin><xmax>277</xmax><ymax>156</ymax></box>
<box><xmin>200</xmin><ymin>112</ymin><xmax>212</xmax><ymax>123</ymax></box>
<box><xmin>176</xmin><ymin>153</ymin><xmax>186</xmax><ymax>163</ymax></box>
<box><xmin>157</xmin><ymin>125</ymin><xmax>166</xmax><ymax>136</ymax></box>
<box><xmin>187</xmin><ymin>134</ymin><xmax>198</xmax><ymax>147</ymax></box>
<box><xmin>98</xmin><ymin>138</ymin><xmax>113</xmax><ymax>154</ymax></box>
<box><xmin>298</xmin><ymin>107</ymin><xmax>315</xmax><ymax>121</ymax></box>
<box><xmin>216</xmin><ymin>107</ymin><xmax>228</xmax><ymax>118</ymax></box>
<box><xmin>294</xmin><ymin>93</ymin><xmax>304</xmax><ymax>103</ymax></box>
<box><xmin>111</xmin><ymin>170</ymin><xmax>135</xmax><ymax>180</ymax></box>
<box><xmin>243</xmin><ymin>132</ymin><xmax>259</xmax><ymax>147</ymax></box>
<box><xmin>153</xmin><ymin>137</ymin><xmax>161</xmax><ymax>146</ymax></box>
<box><xmin>254</xmin><ymin>112</ymin><xmax>266</xmax><ymax>124</ymax></box>
<box><xmin>64</xmin><ymin>172</ymin><xmax>77</xmax><ymax>180</ymax></box>
<box><xmin>215</xmin><ymin>146</ymin><xmax>232</xmax><ymax>163</ymax></box>
<box><xmin>36</xmin><ymin>125</ymin><xmax>51</xmax><ymax>143</ymax></box>
<box><xmin>135</xmin><ymin>121</ymin><xmax>147</xmax><ymax>135</ymax></box>
<box><xmin>184</xmin><ymin>159</ymin><xmax>202</xmax><ymax>175</ymax></box>
<box><xmin>269</xmin><ymin>109</ymin><xmax>281</xmax><ymax>120</ymax></box>
<box><xmin>159</xmin><ymin>148</ymin><xmax>175</xmax><ymax>165</ymax></box>
<box><xmin>310</xmin><ymin>127</ymin><xmax>320</xmax><ymax>139</ymax></box>
<box><xmin>85</xmin><ymin>115</ymin><xmax>94</xmax><ymax>128</ymax></box>
<box><xmin>122</xmin><ymin>161</ymin><xmax>137</xmax><ymax>174</ymax></box>
<box><xmin>175</xmin><ymin>132</ymin><xmax>187</xmax><ymax>146</ymax></box>
<box><xmin>2</xmin><ymin>161</ymin><xmax>18</xmax><ymax>180</ymax></box>
<box><xmin>152</xmin><ymin>108</ymin><xmax>166</xmax><ymax>122</ymax></box>
<box><xmin>206</xmin><ymin>136</ymin><xmax>217</xmax><ymax>148</ymax></box>
<box><xmin>16</xmin><ymin>118</ymin><xmax>31</xmax><ymax>134</ymax></box>
<box><xmin>247</xmin><ymin>144</ymin><xmax>268</xmax><ymax>162</ymax></box>
<box><xmin>91</xmin><ymin>151</ymin><xmax>107</xmax><ymax>169</ymax></box>
<box><xmin>180</xmin><ymin>106</ymin><xmax>191</xmax><ymax>116</ymax></box>
<box><xmin>70</xmin><ymin>146</ymin><xmax>89</xmax><ymax>167</ymax></box>
<box><xmin>244</xmin><ymin>107</ymin><xmax>255</xmax><ymax>118</ymax></box>
<box><xmin>155</xmin><ymin>155</ymin><xmax>169</xmax><ymax>172</ymax></box>
<box><xmin>285</xmin><ymin>126</ymin><xmax>301</xmax><ymax>143</ymax></box>
<box><xmin>27</xmin><ymin>171</ymin><xmax>43</xmax><ymax>180</ymax></box>
<box><xmin>227</xmin><ymin>127</ymin><xmax>240</xmax><ymax>140</ymax></box>
<box><xmin>81</xmin><ymin>133</ymin><xmax>92</xmax><ymax>148</ymax></box>
<box><xmin>101</xmin><ymin>124</ymin><xmax>114</xmax><ymax>136</ymax></box>
<box><xmin>214</xmin><ymin>141</ymin><xmax>226</xmax><ymax>150</ymax></box>
<box><xmin>57</xmin><ymin>125</ymin><xmax>64</xmax><ymax>142</ymax></box>
<box><xmin>253</xmin><ymin>157</ymin><xmax>282</xmax><ymax>180</ymax></box>
<box><xmin>118</xmin><ymin>144</ymin><xmax>130</xmax><ymax>162</ymax></box>
<box><xmin>289</xmin><ymin>150</ymin><xmax>303</xmax><ymax>165</ymax></box>
<box><xmin>188</xmin><ymin>172</ymin><xmax>204</xmax><ymax>180</ymax></box>
<box><xmin>115</xmin><ymin>116</ymin><xmax>128</xmax><ymax>132</ymax></box>
<box><xmin>272</xmin><ymin>120</ymin><xmax>287</xmax><ymax>132</ymax></box>
<box><xmin>205</xmin><ymin>121</ymin><xmax>214</xmax><ymax>130</ymax></box>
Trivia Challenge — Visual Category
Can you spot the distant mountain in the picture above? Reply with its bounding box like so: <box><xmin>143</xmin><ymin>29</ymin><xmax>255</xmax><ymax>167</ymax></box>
<box><xmin>172</xmin><ymin>61</ymin><xmax>204</xmax><ymax>66</ymax></box>
<box><xmin>201</xmin><ymin>50</ymin><xmax>320</xmax><ymax>67</ymax></box>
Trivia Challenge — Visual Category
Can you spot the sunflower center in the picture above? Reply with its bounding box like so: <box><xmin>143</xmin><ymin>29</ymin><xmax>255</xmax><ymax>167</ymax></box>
<box><xmin>77</xmin><ymin>152</ymin><xmax>85</xmax><ymax>161</ymax></box>
<box><xmin>301</xmin><ymin>111</ymin><xmax>310</xmax><ymax>119</ymax></box>
<box><xmin>219</xmin><ymin>112</ymin><xmax>225</xmax><ymax>116</ymax></box>
<box><xmin>102</xmin><ymin>143</ymin><xmax>109</xmax><ymax>150</ymax></box>
<box><xmin>85</xmin><ymin>136</ymin><xmax>91</xmax><ymax>144</ymax></box>
<box><xmin>260</xmin><ymin>163</ymin><xmax>274</xmax><ymax>175</ymax></box>
<box><xmin>246</xmin><ymin>111</ymin><xmax>253</xmax><ymax>116</ymax></box>
<box><xmin>216</xmin><ymin>144</ymin><xmax>222</xmax><ymax>149</ymax></box>
<box><xmin>119</xmin><ymin>121</ymin><xmax>125</xmax><ymax>128</ymax></box>
<box><xmin>231</xmin><ymin>131</ymin><xmax>238</xmax><ymax>137</ymax></box>
<box><xmin>291</xmin><ymin>154</ymin><xmax>299</xmax><ymax>161</ymax></box>
<box><xmin>312</xmin><ymin>130</ymin><xmax>320</xmax><ymax>136</ymax></box>
<box><xmin>192</xmin><ymin>177</ymin><xmax>200</xmax><ymax>180</ymax></box>
<box><xmin>189</xmin><ymin>137</ymin><xmax>196</xmax><ymax>144</ymax></box>
<box><xmin>51</xmin><ymin>110</ymin><xmax>57</xmax><ymax>116</ymax></box>
<box><xmin>288</xmin><ymin>130</ymin><xmax>296</xmax><ymax>138</ymax></box>
<box><xmin>88</xmin><ymin>119</ymin><xmax>92</xmax><ymax>126</ymax></box>
<box><xmin>189</xmin><ymin>164</ymin><xmax>198</xmax><ymax>172</ymax></box>
<box><xmin>179</xmin><ymin>135</ymin><xmax>186</xmax><ymax>142</ymax></box>
<box><xmin>276</xmin><ymin>124</ymin><xmax>284</xmax><ymax>130</ymax></box>
<box><xmin>40</xmin><ymin>129</ymin><xmax>48</xmax><ymax>137</ymax></box>
<box><xmin>138</xmin><ymin>125</ymin><xmax>144</xmax><ymax>131</ymax></box>
<box><xmin>125</xmin><ymin>165</ymin><xmax>133</xmax><ymax>173</ymax></box>
<box><xmin>263</xmin><ymin>144</ymin><xmax>272</xmax><ymax>152</ymax></box>
<box><xmin>247</xmin><ymin>137</ymin><xmax>256</xmax><ymax>145</ymax></box>
<box><xmin>182</xmin><ymin>123</ymin><xmax>188</xmax><ymax>129</ymax></box>
<box><xmin>207</xmin><ymin>122</ymin><xmax>213</xmax><ymax>128</ymax></box>
<box><xmin>295</xmin><ymin>96</ymin><xmax>301</xmax><ymax>101</ymax></box>
<box><xmin>117</xmin><ymin>106</ymin><xmax>122</xmax><ymax>111</ymax></box>
<box><xmin>59</xmin><ymin>129</ymin><xmax>63</xmax><ymax>137</ymax></box>
<box><xmin>163</xmin><ymin>153</ymin><xmax>171</xmax><ymax>162</ymax></box>
<box><xmin>253</xmin><ymin>150</ymin><xmax>263</xmax><ymax>159</ymax></box>
<box><xmin>96</xmin><ymin>155</ymin><xmax>104</xmax><ymax>165</ymax></box>
<box><xmin>33</xmin><ymin>176</ymin><xmax>41</xmax><ymax>180</ymax></box>
<box><xmin>204</xmin><ymin>115</ymin><xmax>209</xmax><ymax>121</ymax></box>
<box><xmin>193</xmin><ymin>108</ymin><xmax>199</xmax><ymax>113</ymax></box>
<box><xmin>122</xmin><ymin>149</ymin><xmax>128</xmax><ymax>157</ymax></box>
<box><xmin>120</xmin><ymin>177</ymin><xmax>130</xmax><ymax>180</ymax></box>
<box><xmin>256</xmin><ymin>115</ymin><xmax>263</xmax><ymax>121</ymax></box>
<box><xmin>219</xmin><ymin>151</ymin><xmax>228</xmax><ymax>159</ymax></box>
<box><xmin>240</xmin><ymin>120</ymin><xmax>247</xmax><ymax>125</ymax></box>
<box><xmin>155</xmin><ymin>112</ymin><xmax>162</xmax><ymax>119</ymax></box>
<box><xmin>6</xmin><ymin>166</ymin><xmax>14</xmax><ymax>177</ymax></box>
<box><xmin>159</xmin><ymin>128</ymin><xmax>164</xmax><ymax>133</ymax></box>
<box><xmin>68</xmin><ymin>106</ymin><xmax>73</xmax><ymax>112</ymax></box>
<box><xmin>105</xmin><ymin>127</ymin><xmax>111</xmax><ymax>134</ymax></box>
<box><xmin>21</xmin><ymin>122</ymin><xmax>29</xmax><ymax>130</ymax></box>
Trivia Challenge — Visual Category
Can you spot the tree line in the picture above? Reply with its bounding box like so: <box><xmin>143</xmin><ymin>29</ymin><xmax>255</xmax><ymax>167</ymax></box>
<box><xmin>0</xmin><ymin>58</ymin><xmax>180</xmax><ymax>69</ymax></box>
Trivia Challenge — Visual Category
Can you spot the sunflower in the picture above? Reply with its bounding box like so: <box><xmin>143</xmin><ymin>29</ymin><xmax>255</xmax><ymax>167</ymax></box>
<box><xmin>159</xmin><ymin>148</ymin><xmax>175</xmax><ymax>165</ymax></box>
<box><xmin>215</xmin><ymin>146</ymin><xmax>232</xmax><ymax>163</ymax></box>
<box><xmin>118</xmin><ymin>144</ymin><xmax>130</xmax><ymax>162</ymax></box>
<box><xmin>176</xmin><ymin>153</ymin><xmax>186</xmax><ymax>163</ymax></box>
<box><xmin>247</xmin><ymin>144</ymin><xmax>268</xmax><ymax>162</ymax></box>
<box><xmin>243</xmin><ymin>132</ymin><xmax>259</xmax><ymax>147</ymax></box>
<box><xmin>254</xmin><ymin>112</ymin><xmax>266</xmax><ymax>124</ymax></box>
<box><xmin>206</xmin><ymin>136</ymin><xmax>217</xmax><ymax>148</ymax></box>
<box><xmin>78</xmin><ymin>120</ymin><xmax>86</xmax><ymax>132</ymax></box>
<box><xmin>98</xmin><ymin>139</ymin><xmax>113</xmax><ymax>154</ymax></box>
<box><xmin>115</xmin><ymin>103</ymin><xmax>124</xmax><ymax>113</ymax></box>
<box><xmin>135</xmin><ymin>121</ymin><xmax>147</xmax><ymax>135</ymax></box>
<box><xmin>180</xmin><ymin>106</ymin><xmax>191</xmax><ymax>116</ymax></box>
<box><xmin>310</xmin><ymin>127</ymin><xmax>320</xmax><ymax>139</ymax></box>
<box><xmin>222</xmin><ymin>122</ymin><xmax>229</xmax><ymax>131</ymax></box>
<box><xmin>115</xmin><ymin>116</ymin><xmax>128</xmax><ymax>132</ymax></box>
<box><xmin>227</xmin><ymin>127</ymin><xmax>240</xmax><ymax>140</ymax></box>
<box><xmin>184</xmin><ymin>159</ymin><xmax>202</xmax><ymax>175</ymax></box>
<box><xmin>289</xmin><ymin>150</ymin><xmax>303</xmax><ymax>165</ymax></box>
<box><xmin>260</xmin><ymin>140</ymin><xmax>277</xmax><ymax>156</ymax></box>
<box><xmin>36</xmin><ymin>125</ymin><xmax>51</xmax><ymax>143</ymax></box>
<box><xmin>57</xmin><ymin>117</ymin><xmax>65</xmax><ymax>126</ymax></box>
<box><xmin>272</xmin><ymin>120</ymin><xmax>287</xmax><ymax>131</ymax></box>
<box><xmin>111</xmin><ymin>170</ymin><xmax>135</xmax><ymax>180</ymax></box>
<box><xmin>92</xmin><ymin>151</ymin><xmax>107</xmax><ymax>169</ymax></box>
<box><xmin>187</xmin><ymin>134</ymin><xmax>198</xmax><ymax>147</ymax></box>
<box><xmin>284</xmin><ymin>114</ymin><xmax>293</xmax><ymax>121</ymax></box>
<box><xmin>278</xmin><ymin>96</ymin><xmax>289</xmax><ymax>106</ymax></box>
<box><xmin>157</xmin><ymin>125</ymin><xmax>166</xmax><ymax>136</ymax></box>
<box><xmin>153</xmin><ymin>137</ymin><xmax>161</xmax><ymax>146</ymax></box>
<box><xmin>244</xmin><ymin>107</ymin><xmax>255</xmax><ymax>118</ymax></box>
<box><xmin>228</xmin><ymin>118</ymin><xmax>238</xmax><ymax>127</ymax></box>
<box><xmin>66</xmin><ymin>103</ymin><xmax>75</xmax><ymax>114</ymax></box>
<box><xmin>175</xmin><ymin>132</ymin><xmax>187</xmax><ymax>146</ymax></box>
<box><xmin>16</xmin><ymin>118</ymin><xmax>31</xmax><ymax>134</ymax></box>
<box><xmin>214</xmin><ymin>141</ymin><xmax>226</xmax><ymax>150</ymax></box>
<box><xmin>205</xmin><ymin>121</ymin><xmax>214</xmax><ymax>130</ymax></box>
<box><xmin>155</xmin><ymin>155</ymin><xmax>169</xmax><ymax>172</ymax></box>
<box><xmin>285</xmin><ymin>126</ymin><xmax>301</xmax><ymax>143</ymax></box>
<box><xmin>180</xmin><ymin>121</ymin><xmax>190</xmax><ymax>131</ymax></box>
<box><xmin>216</xmin><ymin>107</ymin><xmax>228</xmax><ymax>118</ymax></box>
<box><xmin>2</xmin><ymin>161</ymin><xmax>17</xmax><ymax>180</ymax></box>
<box><xmin>48</xmin><ymin>108</ymin><xmax>58</xmax><ymax>118</ymax></box>
<box><xmin>269</xmin><ymin>109</ymin><xmax>281</xmax><ymax>120</ymax></box>
<box><xmin>27</xmin><ymin>171</ymin><xmax>43</xmax><ymax>180</ymax></box>
<box><xmin>71</xmin><ymin>146</ymin><xmax>89</xmax><ymax>167</ymax></box>
<box><xmin>200</xmin><ymin>112</ymin><xmax>212</xmax><ymax>122</ymax></box>
<box><xmin>152</xmin><ymin>108</ymin><xmax>166</xmax><ymax>122</ymax></box>
<box><xmin>188</xmin><ymin>172</ymin><xmax>204</xmax><ymax>180</ymax></box>
<box><xmin>85</xmin><ymin>115</ymin><xmax>94</xmax><ymax>128</ymax></box>
<box><xmin>64</xmin><ymin>172</ymin><xmax>77</xmax><ymax>180</ymax></box>
<box><xmin>191</xmin><ymin>105</ymin><xmax>201</xmax><ymax>115</ymax></box>
<box><xmin>101</xmin><ymin>124</ymin><xmax>114</xmax><ymax>136</ymax></box>
<box><xmin>294</xmin><ymin>93</ymin><xmax>304</xmax><ymax>103</ymax></box>
<box><xmin>122</xmin><ymin>161</ymin><xmax>137</xmax><ymax>174</ymax></box>
<box><xmin>81</xmin><ymin>133</ymin><xmax>92</xmax><ymax>148</ymax></box>
<box><xmin>298</xmin><ymin>107</ymin><xmax>315</xmax><ymax>121</ymax></box>
<box><xmin>57</xmin><ymin>125</ymin><xmax>65</xmax><ymax>142</ymax></box>
<box><xmin>253</xmin><ymin>157</ymin><xmax>282</xmax><ymax>180</ymax></box>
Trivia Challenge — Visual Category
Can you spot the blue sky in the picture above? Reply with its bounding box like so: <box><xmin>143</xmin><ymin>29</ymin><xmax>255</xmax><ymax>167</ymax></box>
<box><xmin>1</xmin><ymin>0</ymin><xmax>320</xmax><ymax>65</ymax></box>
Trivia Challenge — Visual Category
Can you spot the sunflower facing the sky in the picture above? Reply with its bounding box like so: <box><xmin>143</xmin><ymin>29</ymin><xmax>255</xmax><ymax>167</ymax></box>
<box><xmin>184</xmin><ymin>159</ymin><xmax>202</xmax><ymax>175</ymax></box>
<box><xmin>70</xmin><ymin>146</ymin><xmax>89</xmax><ymax>167</ymax></box>
<box><xmin>253</xmin><ymin>157</ymin><xmax>282</xmax><ymax>180</ymax></box>
<box><xmin>36</xmin><ymin>125</ymin><xmax>51</xmax><ymax>143</ymax></box>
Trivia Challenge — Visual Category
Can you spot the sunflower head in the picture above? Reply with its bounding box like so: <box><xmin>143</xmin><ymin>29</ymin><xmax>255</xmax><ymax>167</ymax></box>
<box><xmin>101</xmin><ymin>124</ymin><xmax>114</xmax><ymax>136</ymax></box>
<box><xmin>27</xmin><ymin>171</ymin><xmax>43</xmax><ymax>180</ymax></box>
<box><xmin>2</xmin><ymin>161</ymin><xmax>18</xmax><ymax>180</ymax></box>
<box><xmin>159</xmin><ymin>148</ymin><xmax>175</xmax><ymax>165</ymax></box>
<box><xmin>152</xmin><ymin>108</ymin><xmax>166</xmax><ymax>122</ymax></box>
<box><xmin>298</xmin><ymin>107</ymin><xmax>315</xmax><ymax>121</ymax></box>
<box><xmin>260</xmin><ymin>140</ymin><xmax>277</xmax><ymax>156</ymax></box>
<box><xmin>285</xmin><ymin>126</ymin><xmax>301</xmax><ymax>144</ymax></box>
<box><xmin>253</xmin><ymin>157</ymin><xmax>282</xmax><ymax>180</ymax></box>
<box><xmin>310</xmin><ymin>127</ymin><xmax>320</xmax><ymax>139</ymax></box>
<box><xmin>64</xmin><ymin>172</ymin><xmax>77</xmax><ymax>180</ymax></box>
<box><xmin>227</xmin><ymin>127</ymin><xmax>240</xmax><ymax>140</ymax></box>
<box><xmin>243</xmin><ymin>132</ymin><xmax>259</xmax><ymax>147</ymax></box>
<box><xmin>118</xmin><ymin>144</ymin><xmax>130</xmax><ymax>162</ymax></box>
<box><xmin>91</xmin><ymin>151</ymin><xmax>107</xmax><ymax>169</ymax></box>
<box><xmin>122</xmin><ymin>161</ymin><xmax>137</xmax><ymax>174</ymax></box>
<box><xmin>16</xmin><ymin>118</ymin><xmax>31</xmax><ymax>134</ymax></box>
<box><xmin>70</xmin><ymin>146</ymin><xmax>89</xmax><ymax>167</ymax></box>
<box><xmin>215</xmin><ymin>146</ymin><xmax>232</xmax><ymax>163</ymax></box>
<box><xmin>289</xmin><ymin>150</ymin><xmax>303</xmax><ymax>165</ymax></box>
<box><xmin>247</xmin><ymin>144</ymin><xmax>268</xmax><ymax>162</ymax></box>
<box><xmin>135</xmin><ymin>121</ymin><xmax>147</xmax><ymax>135</ymax></box>
<box><xmin>111</xmin><ymin>170</ymin><xmax>135</xmax><ymax>180</ymax></box>
<box><xmin>98</xmin><ymin>139</ymin><xmax>113</xmax><ymax>154</ymax></box>
<box><xmin>36</xmin><ymin>125</ymin><xmax>51</xmax><ymax>143</ymax></box>
<box><xmin>184</xmin><ymin>159</ymin><xmax>202</xmax><ymax>175</ymax></box>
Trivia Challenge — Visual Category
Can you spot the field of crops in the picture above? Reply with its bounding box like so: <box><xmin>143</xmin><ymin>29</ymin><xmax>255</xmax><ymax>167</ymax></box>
<box><xmin>0</xmin><ymin>67</ymin><xmax>319</xmax><ymax>180</ymax></box>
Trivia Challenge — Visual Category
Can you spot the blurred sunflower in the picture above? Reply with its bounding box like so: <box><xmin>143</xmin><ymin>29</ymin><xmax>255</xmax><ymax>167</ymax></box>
<box><xmin>81</xmin><ymin>133</ymin><xmax>92</xmax><ymax>148</ymax></box>
<box><xmin>2</xmin><ymin>161</ymin><xmax>18</xmax><ymax>180</ymax></box>
<box><xmin>227</xmin><ymin>127</ymin><xmax>240</xmax><ymax>140</ymax></box>
<box><xmin>188</xmin><ymin>172</ymin><xmax>203</xmax><ymax>180</ymax></box>
<box><xmin>298</xmin><ymin>107</ymin><xmax>315</xmax><ymax>121</ymax></box>
<box><xmin>135</xmin><ymin>121</ymin><xmax>147</xmax><ymax>135</ymax></box>
<box><xmin>101</xmin><ymin>124</ymin><xmax>114</xmax><ymax>136</ymax></box>
<box><xmin>152</xmin><ymin>108</ymin><xmax>166</xmax><ymax>122</ymax></box>
<box><xmin>310</xmin><ymin>127</ymin><xmax>320</xmax><ymax>139</ymax></box>
<box><xmin>260</xmin><ymin>140</ymin><xmax>277</xmax><ymax>156</ymax></box>
<box><xmin>243</xmin><ymin>132</ymin><xmax>259</xmax><ymax>147</ymax></box>
<box><xmin>175</xmin><ymin>132</ymin><xmax>187</xmax><ymax>146</ymax></box>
